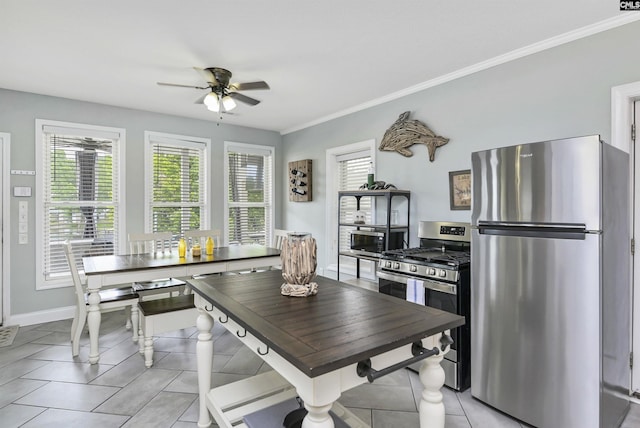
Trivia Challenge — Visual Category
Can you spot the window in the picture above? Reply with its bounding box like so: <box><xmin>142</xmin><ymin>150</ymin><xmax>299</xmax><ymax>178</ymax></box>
<box><xmin>224</xmin><ymin>142</ymin><xmax>274</xmax><ymax>245</ymax></box>
<box><xmin>145</xmin><ymin>132</ymin><xmax>209</xmax><ymax>239</ymax></box>
<box><xmin>36</xmin><ymin>120</ymin><xmax>124</xmax><ymax>289</ymax></box>
<box><xmin>325</xmin><ymin>140</ymin><xmax>376</xmax><ymax>278</ymax></box>
<box><xmin>337</xmin><ymin>152</ymin><xmax>373</xmax><ymax>253</ymax></box>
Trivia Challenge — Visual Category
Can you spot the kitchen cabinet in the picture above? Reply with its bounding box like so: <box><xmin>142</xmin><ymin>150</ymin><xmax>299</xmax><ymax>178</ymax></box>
<box><xmin>337</xmin><ymin>189</ymin><xmax>410</xmax><ymax>281</ymax></box>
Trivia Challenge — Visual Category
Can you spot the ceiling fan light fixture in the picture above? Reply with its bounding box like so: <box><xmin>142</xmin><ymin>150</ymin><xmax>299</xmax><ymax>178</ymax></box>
<box><xmin>222</xmin><ymin>96</ymin><xmax>236</xmax><ymax>111</ymax></box>
<box><xmin>203</xmin><ymin>92</ymin><xmax>218</xmax><ymax>108</ymax></box>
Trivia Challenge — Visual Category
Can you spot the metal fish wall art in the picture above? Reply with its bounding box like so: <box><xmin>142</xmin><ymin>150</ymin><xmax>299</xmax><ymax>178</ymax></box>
<box><xmin>379</xmin><ymin>111</ymin><xmax>449</xmax><ymax>162</ymax></box>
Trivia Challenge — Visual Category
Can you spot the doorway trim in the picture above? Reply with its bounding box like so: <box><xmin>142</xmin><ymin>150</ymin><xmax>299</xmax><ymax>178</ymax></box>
<box><xmin>611</xmin><ymin>81</ymin><xmax>640</xmax><ymax>395</ymax></box>
<box><xmin>0</xmin><ymin>133</ymin><xmax>10</xmax><ymax>325</ymax></box>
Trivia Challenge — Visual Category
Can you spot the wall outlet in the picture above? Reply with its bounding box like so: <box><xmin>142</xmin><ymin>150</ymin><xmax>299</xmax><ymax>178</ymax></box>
<box><xmin>19</xmin><ymin>233</ymin><xmax>28</xmax><ymax>245</ymax></box>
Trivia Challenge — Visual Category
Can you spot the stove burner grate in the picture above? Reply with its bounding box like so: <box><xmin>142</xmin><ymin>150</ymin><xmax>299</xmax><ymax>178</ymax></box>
<box><xmin>382</xmin><ymin>246</ymin><xmax>470</xmax><ymax>267</ymax></box>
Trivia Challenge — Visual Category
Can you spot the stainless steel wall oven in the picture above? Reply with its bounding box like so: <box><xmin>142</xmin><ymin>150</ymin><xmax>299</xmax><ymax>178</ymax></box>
<box><xmin>377</xmin><ymin>221</ymin><xmax>471</xmax><ymax>391</ymax></box>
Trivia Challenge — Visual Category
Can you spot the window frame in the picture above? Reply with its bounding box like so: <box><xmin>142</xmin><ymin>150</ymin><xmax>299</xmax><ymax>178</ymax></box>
<box><xmin>35</xmin><ymin>119</ymin><xmax>126</xmax><ymax>290</ymax></box>
<box><xmin>325</xmin><ymin>139</ymin><xmax>376</xmax><ymax>278</ymax></box>
<box><xmin>144</xmin><ymin>131</ymin><xmax>211</xmax><ymax>238</ymax></box>
<box><xmin>223</xmin><ymin>141</ymin><xmax>274</xmax><ymax>246</ymax></box>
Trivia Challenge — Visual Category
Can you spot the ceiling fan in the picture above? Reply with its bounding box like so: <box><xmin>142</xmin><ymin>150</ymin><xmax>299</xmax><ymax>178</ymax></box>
<box><xmin>157</xmin><ymin>67</ymin><xmax>269</xmax><ymax>114</ymax></box>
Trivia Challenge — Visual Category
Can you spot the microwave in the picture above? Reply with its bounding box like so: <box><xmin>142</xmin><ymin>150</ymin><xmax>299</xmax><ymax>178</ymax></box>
<box><xmin>349</xmin><ymin>230</ymin><xmax>404</xmax><ymax>257</ymax></box>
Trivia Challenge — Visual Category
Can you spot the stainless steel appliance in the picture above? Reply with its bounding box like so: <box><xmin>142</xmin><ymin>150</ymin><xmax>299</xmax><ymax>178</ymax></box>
<box><xmin>378</xmin><ymin>221</ymin><xmax>471</xmax><ymax>391</ymax></box>
<box><xmin>348</xmin><ymin>229</ymin><xmax>404</xmax><ymax>258</ymax></box>
<box><xmin>471</xmin><ymin>135</ymin><xmax>630</xmax><ymax>428</ymax></box>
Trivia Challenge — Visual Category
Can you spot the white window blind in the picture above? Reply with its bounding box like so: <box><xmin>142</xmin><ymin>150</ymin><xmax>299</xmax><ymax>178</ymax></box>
<box><xmin>225</xmin><ymin>144</ymin><xmax>273</xmax><ymax>245</ymax></box>
<box><xmin>41</xmin><ymin>128</ymin><xmax>120</xmax><ymax>281</ymax></box>
<box><xmin>338</xmin><ymin>153</ymin><xmax>372</xmax><ymax>253</ymax></box>
<box><xmin>146</xmin><ymin>134</ymin><xmax>207</xmax><ymax>239</ymax></box>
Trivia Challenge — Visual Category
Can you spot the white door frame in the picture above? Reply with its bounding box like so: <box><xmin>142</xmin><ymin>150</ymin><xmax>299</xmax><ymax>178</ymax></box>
<box><xmin>0</xmin><ymin>133</ymin><xmax>10</xmax><ymax>325</ymax></box>
<box><xmin>611</xmin><ymin>81</ymin><xmax>640</xmax><ymax>395</ymax></box>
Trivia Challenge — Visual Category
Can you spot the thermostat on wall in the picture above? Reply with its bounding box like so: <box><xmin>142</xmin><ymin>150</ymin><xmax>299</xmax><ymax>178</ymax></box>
<box><xmin>13</xmin><ymin>186</ymin><xmax>32</xmax><ymax>197</ymax></box>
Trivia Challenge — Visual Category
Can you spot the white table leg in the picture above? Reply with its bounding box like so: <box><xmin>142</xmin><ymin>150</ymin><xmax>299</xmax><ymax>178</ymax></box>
<box><xmin>302</xmin><ymin>402</ymin><xmax>334</xmax><ymax>428</ymax></box>
<box><xmin>196</xmin><ymin>308</ymin><xmax>214</xmax><ymax>428</ymax></box>
<box><xmin>418</xmin><ymin>341</ymin><xmax>447</xmax><ymax>428</ymax></box>
<box><xmin>86</xmin><ymin>286</ymin><xmax>101</xmax><ymax>364</ymax></box>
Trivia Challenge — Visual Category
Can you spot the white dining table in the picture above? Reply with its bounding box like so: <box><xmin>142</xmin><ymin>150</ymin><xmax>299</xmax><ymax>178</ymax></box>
<box><xmin>82</xmin><ymin>246</ymin><xmax>280</xmax><ymax>364</ymax></box>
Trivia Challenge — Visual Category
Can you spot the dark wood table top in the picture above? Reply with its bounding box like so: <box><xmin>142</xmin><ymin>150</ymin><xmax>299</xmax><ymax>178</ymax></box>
<box><xmin>187</xmin><ymin>270</ymin><xmax>464</xmax><ymax>378</ymax></box>
<box><xmin>83</xmin><ymin>246</ymin><xmax>280</xmax><ymax>275</ymax></box>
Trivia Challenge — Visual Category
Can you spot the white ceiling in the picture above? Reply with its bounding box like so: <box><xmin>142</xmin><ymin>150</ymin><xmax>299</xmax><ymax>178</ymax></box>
<box><xmin>1</xmin><ymin>1</ymin><xmax>636</xmax><ymax>134</ymax></box>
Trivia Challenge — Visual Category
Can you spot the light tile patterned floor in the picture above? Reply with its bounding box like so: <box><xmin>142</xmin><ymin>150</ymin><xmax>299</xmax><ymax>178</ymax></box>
<box><xmin>0</xmin><ymin>311</ymin><xmax>638</xmax><ymax>427</ymax></box>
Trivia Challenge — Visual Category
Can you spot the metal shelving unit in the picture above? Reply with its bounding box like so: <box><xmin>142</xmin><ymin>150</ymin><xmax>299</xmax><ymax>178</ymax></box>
<box><xmin>337</xmin><ymin>189</ymin><xmax>410</xmax><ymax>281</ymax></box>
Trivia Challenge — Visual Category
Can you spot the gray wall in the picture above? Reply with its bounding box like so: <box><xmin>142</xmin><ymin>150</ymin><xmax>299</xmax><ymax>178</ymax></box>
<box><xmin>3</xmin><ymin>20</ymin><xmax>639</xmax><ymax>317</ymax></box>
<box><xmin>281</xmin><ymin>21</ymin><xmax>640</xmax><ymax>272</ymax></box>
<box><xmin>0</xmin><ymin>90</ymin><xmax>282</xmax><ymax>316</ymax></box>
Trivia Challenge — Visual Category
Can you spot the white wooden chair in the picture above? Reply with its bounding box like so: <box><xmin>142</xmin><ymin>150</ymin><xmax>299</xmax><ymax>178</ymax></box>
<box><xmin>128</xmin><ymin>232</ymin><xmax>181</xmax><ymax>297</ymax></box>
<box><xmin>273</xmin><ymin>229</ymin><xmax>291</xmax><ymax>250</ymax></box>
<box><xmin>270</xmin><ymin>229</ymin><xmax>291</xmax><ymax>270</ymax></box>
<box><xmin>184</xmin><ymin>229</ymin><xmax>221</xmax><ymax>251</ymax></box>
<box><xmin>128</xmin><ymin>232</ymin><xmax>173</xmax><ymax>254</ymax></box>
<box><xmin>63</xmin><ymin>241</ymin><xmax>140</xmax><ymax>357</ymax></box>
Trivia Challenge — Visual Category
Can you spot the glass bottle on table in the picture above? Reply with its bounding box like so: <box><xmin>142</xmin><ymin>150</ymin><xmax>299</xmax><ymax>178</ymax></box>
<box><xmin>178</xmin><ymin>237</ymin><xmax>187</xmax><ymax>258</ymax></box>
<box><xmin>206</xmin><ymin>236</ymin><xmax>214</xmax><ymax>255</ymax></box>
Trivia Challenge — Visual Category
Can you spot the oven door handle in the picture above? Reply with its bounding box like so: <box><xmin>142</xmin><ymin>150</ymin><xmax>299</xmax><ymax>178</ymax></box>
<box><xmin>377</xmin><ymin>271</ymin><xmax>457</xmax><ymax>295</ymax></box>
<box><xmin>422</xmin><ymin>279</ymin><xmax>457</xmax><ymax>295</ymax></box>
<box><xmin>377</xmin><ymin>270</ymin><xmax>411</xmax><ymax>284</ymax></box>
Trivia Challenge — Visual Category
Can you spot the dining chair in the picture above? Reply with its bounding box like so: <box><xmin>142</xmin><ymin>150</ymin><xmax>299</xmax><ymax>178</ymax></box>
<box><xmin>273</xmin><ymin>229</ymin><xmax>291</xmax><ymax>250</ymax></box>
<box><xmin>128</xmin><ymin>232</ymin><xmax>173</xmax><ymax>254</ymax></box>
<box><xmin>128</xmin><ymin>231</ymin><xmax>185</xmax><ymax>300</ymax></box>
<box><xmin>270</xmin><ymin>229</ymin><xmax>291</xmax><ymax>270</ymax></box>
<box><xmin>185</xmin><ymin>229</ymin><xmax>223</xmax><ymax>279</ymax></box>
<box><xmin>63</xmin><ymin>241</ymin><xmax>140</xmax><ymax>357</ymax></box>
<box><xmin>184</xmin><ymin>229</ymin><xmax>221</xmax><ymax>251</ymax></box>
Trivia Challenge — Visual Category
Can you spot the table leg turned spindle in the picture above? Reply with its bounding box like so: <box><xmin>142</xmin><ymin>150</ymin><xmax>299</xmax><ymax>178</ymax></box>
<box><xmin>196</xmin><ymin>308</ymin><xmax>214</xmax><ymax>428</ymax></box>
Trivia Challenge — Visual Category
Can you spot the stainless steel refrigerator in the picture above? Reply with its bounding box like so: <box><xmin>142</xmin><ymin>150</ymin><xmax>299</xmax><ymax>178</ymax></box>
<box><xmin>470</xmin><ymin>135</ymin><xmax>630</xmax><ymax>428</ymax></box>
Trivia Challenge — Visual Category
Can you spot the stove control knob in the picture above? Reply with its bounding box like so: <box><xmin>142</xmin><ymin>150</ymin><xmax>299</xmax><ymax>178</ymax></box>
<box><xmin>439</xmin><ymin>269</ymin><xmax>447</xmax><ymax>278</ymax></box>
<box><xmin>428</xmin><ymin>268</ymin><xmax>436</xmax><ymax>276</ymax></box>
<box><xmin>385</xmin><ymin>261</ymin><xmax>392</xmax><ymax>268</ymax></box>
<box><xmin>393</xmin><ymin>262</ymin><xmax>401</xmax><ymax>269</ymax></box>
<box><xmin>410</xmin><ymin>265</ymin><xmax>417</xmax><ymax>273</ymax></box>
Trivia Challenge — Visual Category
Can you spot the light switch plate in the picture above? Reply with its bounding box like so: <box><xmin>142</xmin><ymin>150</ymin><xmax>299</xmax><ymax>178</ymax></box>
<box><xmin>14</xmin><ymin>186</ymin><xmax>32</xmax><ymax>197</ymax></box>
<box><xmin>19</xmin><ymin>233</ymin><xmax>28</xmax><ymax>244</ymax></box>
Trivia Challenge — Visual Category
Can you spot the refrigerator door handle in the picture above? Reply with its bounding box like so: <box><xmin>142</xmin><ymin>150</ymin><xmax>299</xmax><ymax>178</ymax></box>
<box><xmin>476</xmin><ymin>222</ymin><xmax>589</xmax><ymax>239</ymax></box>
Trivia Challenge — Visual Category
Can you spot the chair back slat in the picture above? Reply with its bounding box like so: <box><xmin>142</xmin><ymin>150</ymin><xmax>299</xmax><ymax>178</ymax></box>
<box><xmin>128</xmin><ymin>232</ymin><xmax>173</xmax><ymax>254</ymax></box>
<box><xmin>273</xmin><ymin>229</ymin><xmax>292</xmax><ymax>250</ymax></box>
<box><xmin>184</xmin><ymin>229</ymin><xmax>221</xmax><ymax>249</ymax></box>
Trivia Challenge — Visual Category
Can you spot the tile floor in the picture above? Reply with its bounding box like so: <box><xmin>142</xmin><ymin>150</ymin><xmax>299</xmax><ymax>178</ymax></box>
<box><xmin>1</xmin><ymin>311</ymin><xmax>639</xmax><ymax>428</ymax></box>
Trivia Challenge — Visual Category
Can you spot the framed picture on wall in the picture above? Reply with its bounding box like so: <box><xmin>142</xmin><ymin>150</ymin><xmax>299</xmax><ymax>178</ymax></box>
<box><xmin>449</xmin><ymin>169</ymin><xmax>471</xmax><ymax>210</ymax></box>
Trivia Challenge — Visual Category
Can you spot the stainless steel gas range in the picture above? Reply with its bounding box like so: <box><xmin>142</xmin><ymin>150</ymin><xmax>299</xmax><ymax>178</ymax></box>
<box><xmin>377</xmin><ymin>221</ymin><xmax>471</xmax><ymax>391</ymax></box>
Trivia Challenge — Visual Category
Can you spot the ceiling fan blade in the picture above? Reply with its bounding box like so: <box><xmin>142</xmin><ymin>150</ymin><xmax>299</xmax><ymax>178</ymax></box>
<box><xmin>157</xmin><ymin>82</ymin><xmax>209</xmax><ymax>90</ymax></box>
<box><xmin>229</xmin><ymin>81</ymin><xmax>270</xmax><ymax>91</ymax></box>
<box><xmin>228</xmin><ymin>92</ymin><xmax>260</xmax><ymax>106</ymax></box>
<box><xmin>193</xmin><ymin>67</ymin><xmax>218</xmax><ymax>85</ymax></box>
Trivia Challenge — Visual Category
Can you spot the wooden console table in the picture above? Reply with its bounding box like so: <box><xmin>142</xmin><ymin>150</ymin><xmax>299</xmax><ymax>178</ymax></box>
<box><xmin>82</xmin><ymin>245</ymin><xmax>280</xmax><ymax>364</ymax></box>
<box><xmin>187</xmin><ymin>270</ymin><xmax>464</xmax><ymax>428</ymax></box>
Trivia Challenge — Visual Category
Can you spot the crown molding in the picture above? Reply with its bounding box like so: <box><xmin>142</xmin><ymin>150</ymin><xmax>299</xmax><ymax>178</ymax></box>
<box><xmin>282</xmin><ymin>14</ymin><xmax>640</xmax><ymax>135</ymax></box>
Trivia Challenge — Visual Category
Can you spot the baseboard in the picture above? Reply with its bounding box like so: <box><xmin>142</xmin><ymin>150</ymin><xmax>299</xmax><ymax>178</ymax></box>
<box><xmin>7</xmin><ymin>305</ymin><xmax>75</xmax><ymax>327</ymax></box>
